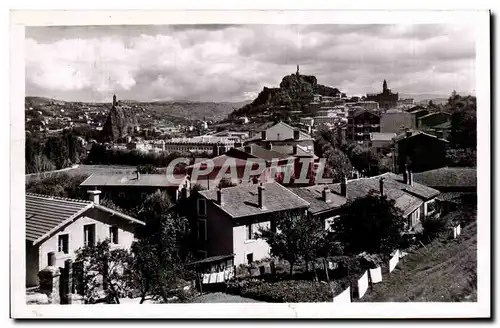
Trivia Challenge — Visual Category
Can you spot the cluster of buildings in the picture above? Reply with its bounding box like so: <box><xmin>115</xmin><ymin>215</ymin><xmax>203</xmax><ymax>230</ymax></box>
<box><xmin>25</xmin><ymin>77</ymin><xmax>468</xmax><ymax>293</ymax></box>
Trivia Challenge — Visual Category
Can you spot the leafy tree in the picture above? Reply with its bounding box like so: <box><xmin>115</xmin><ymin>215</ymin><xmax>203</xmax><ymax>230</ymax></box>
<box><xmin>131</xmin><ymin>191</ymin><xmax>194</xmax><ymax>303</ymax></box>
<box><xmin>257</xmin><ymin>210</ymin><xmax>330</xmax><ymax>275</ymax></box>
<box><xmin>137</xmin><ymin>164</ymin><xmax>160</xmax><ymax>174</ymax></box>
<box><xmin>332</xmin><ymin>193</ymin><xmax>405</xmax><ymax>254</ymax></box>
<box><xmin>445</xmin><ymin>148</ymin><xmax>477</xmax><ymax>167</ymax></box>
<box><xmin>26</xmin><ymin>173</ymin><xmax>89</xmax><ymax>199</ymax></box>
<box><xmin>217</xmin><ymin>178</ymin><xmax>237</xmax><ymax>189</ymax></box>
<box><xmin>75</xmin><ymin>240</ymin><xmax>133</xmax><ymax>304</ymax></box>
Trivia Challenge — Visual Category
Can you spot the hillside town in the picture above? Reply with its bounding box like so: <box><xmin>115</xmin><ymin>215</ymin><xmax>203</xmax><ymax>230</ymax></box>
<box><xmin>25</xmin><ymin>65</ymin><xmax>477</xmax><ymax>305</ymax></box>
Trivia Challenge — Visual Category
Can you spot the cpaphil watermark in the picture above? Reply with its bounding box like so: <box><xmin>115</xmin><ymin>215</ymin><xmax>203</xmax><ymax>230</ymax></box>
<box><xmin>165</xmin><ymin>157</ymin><xmax>334</xmax><ymax>186</ymax></box>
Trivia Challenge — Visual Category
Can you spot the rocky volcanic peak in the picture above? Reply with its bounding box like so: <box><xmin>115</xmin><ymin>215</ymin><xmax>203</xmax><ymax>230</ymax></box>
<box><xmin>233</xmin><ymin>72</ymin><xmax>341</xmax><ymax>116</ymax></box>
<box><xmin>102</xmin><ymin>104</ymin><xmax>138</xmax><ymax>141</ymax></box>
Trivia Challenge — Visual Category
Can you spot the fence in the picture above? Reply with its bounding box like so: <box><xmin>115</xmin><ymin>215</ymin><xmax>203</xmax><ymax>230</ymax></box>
<box><xmin>451</xmin><ymin>224</ymin><xmax>461</xmax><ymax>239</ymax></box>
<box><xmin>356</xmin><ymin>271</ymin><xmax>369</xmax><ymax>299</ymax></box>
<box><xmin>333</xmin><ymin>286</ymin><xmax>351</xmax><ymax>303</ymax></box>
<box><xmin>369</xmin><ymin>266</ymin><xmax>382</xmax><ymax>284</ymax></box>
<box><xmin>388</xmin><ymin>250</ymin><xmax>400</xmax><ymax>273</ymax></box>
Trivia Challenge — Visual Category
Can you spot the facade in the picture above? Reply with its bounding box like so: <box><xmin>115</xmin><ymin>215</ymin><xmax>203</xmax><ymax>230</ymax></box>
<box><xmin>370</xmin><ymin>132</ymin><xmax>397</xmax><ymax>153</ymax></box>
<box><xmin>195</xmin><ymin>182</ymin><xmax>310</xmax><ymax>265</ymax></box>
<box><xmin>347</xmin><ymin>109</ymin><xmax>381</xmax><ymax>145</ymax></box>
<box><xmin>80</xmin><ymin>172</ymin><xmax>190</xmax><ymax>208</ymax></box>
<box><xmin>365</xmin><ymin>80</ymin><xmax>399</xmax><ymax>110</ymax></box>
<box><xmin>393</xmin><ymin>130</ymin><xmax>450</xmax><ymax>174</ymax></box>
<box><xmin>26</xmin><ymin>192</ymin><xmax>144</xmax><ymax>287</ymax></box>
<box><xmin>163</xmin><ymin>136</ymin><xmax>235</xmax><ymax>155</ymax></box>
<box><xmin>290</xmin><ymin>171</ymin><xmax>440</xmax><ymax>233</ymax></box>
<box><xmin>380</xmin><ymin>111</ymin><xmax>417</xmax><ymax>134</ymax></box>
<box><xmin>354</xmin><ymin>101</ymin><xmax>380</xmax><ymax>111</ymax></box>
<box><xmin>244</xmin><ymin>121</ymin><xmax>315</xmax><ymax>156</ymax></box>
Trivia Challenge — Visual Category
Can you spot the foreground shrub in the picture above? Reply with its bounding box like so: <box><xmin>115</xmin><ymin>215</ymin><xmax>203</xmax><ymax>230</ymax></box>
<box><xmin>420</xmin><ymin>215</ymin><xmax>449</xmax><ymax>242</ymax></box>
<box><xmin>227</xmin><ymin>279</ymin><xmax>334</xmax><ymax>303</ymax></box>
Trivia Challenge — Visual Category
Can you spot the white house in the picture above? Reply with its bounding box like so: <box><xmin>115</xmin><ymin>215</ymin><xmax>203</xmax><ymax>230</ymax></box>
<box><xmin>25</xmin><ymin>191</ymin><xmax>145</xmax><ymax>287</ymax></box>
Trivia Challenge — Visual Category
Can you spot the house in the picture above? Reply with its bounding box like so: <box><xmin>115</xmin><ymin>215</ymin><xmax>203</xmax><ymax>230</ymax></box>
<box><xmin>413</xmin><ymin>167</ymin><xmax>477</xmax><ymax>215</ymax></box>
<box><xmin>80</xmin><ymin>172</ymin><xmax>190</xmax><ymax>208</ymax></box>
<box><xmin>417</xmin><ymin>112</ymin><xmax>451</xmax><ymax>130</ymax></box>
<box><xmin>347</xmin><ymin>109</ymin><xmax>381</xmax><ymax>145</ymax></box>
<box><xmin>369</xmin><ymin>132</ymin><xmax>397</xmax><ymax>153</ymax></box>
<box><xmin>243</xmin><ymin>121</ymin><xmax>315</xmax><ymax>156</ymax></box>
<box><xmin>25</xmin><ymin>192</ymin><xmax>145</xmax><ymax>287</ymax></box>
<box><xmin>393</xmin><ymin>130</ymin><xmax>449</xmax><ymax>174</ymax></box>
<box><xmin>290</xmin><ymin>171</ymin><xmax>440</xmax><ymax>232</ymax></box>
<box><xmin>380</xmin><ymin>111</ymin><xmax>416</xmax><ymax>134</ymax></box>
<box><xmin>194</xmin><ymin>182</ymin><xmax>310</xmax><ymax>265</ymax></box>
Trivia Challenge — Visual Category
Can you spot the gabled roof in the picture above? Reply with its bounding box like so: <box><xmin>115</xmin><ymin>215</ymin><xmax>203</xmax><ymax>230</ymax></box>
<box><xmin>26</xmin><ymin>193</ymin><xmax>144</xmax><ymax>245</ymax></box>
<box><xmin>350</xmin><ymin>108</ymin><xmax>380</xmax><ymax>118</ymax></box>
<box><xmin>236</xmin><ymin>144</ymin><xmax>292</xmax><ymax>162</ymax></box>
<box><xmin>290</xmin><ymin>172</ymin><xmax>440</xmax><ymax>216</ymax></box>
<box><xmin>198</xmin><ymin>181</ymin><xmax>309</xmax><ymax>219</ymax></box>
<box><xmin>412</xmin><ymin>167</ymin><xmax>477</xmax><ymax>189</ymax></box>
<box><xmin>393</xmin><ymin>130</ymin><xmax>449</xmax><ymax>143</ymax></box>
<box><xmin>418</xmin><ymin>111</ymin><xmax>451</xmax><ymax>120</ymax></box>
<box><xmin>80</xmin><ymin>173</ymin><xmax>187</xmax><ymax>188</ymax></box>
<box><xmin>246</xmin><ymin>121</ymin><xmax>313</xmax><ymax>142</ymax></box>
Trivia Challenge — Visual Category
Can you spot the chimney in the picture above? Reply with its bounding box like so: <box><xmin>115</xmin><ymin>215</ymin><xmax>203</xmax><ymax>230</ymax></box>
<box><xmin>136</xmin><ymin>170</ymin><xmax>141</xmax><ymax>180</ymax></box>
<box><xmin>340</xmin><ymin>176</ymin><xmax>348</xmax><ymax>197</ymax></box>
<box><xmin>293</xmin><ymin>129</ymin><xmax>300</xmax><ymax>140</ymax></box>
<box><xmin>405</xmin><ymin>129</ymin><xmax>412</xmax><ymax>138</ymax></box>
<box><xmin>293</xmin><ymin>145</ymin><xmax>298</xmax><ymax>155</ymax></box>
<box><xmin>379</xmin><ymin>177</ymin><xmax>385</xmax><ymax>196</ymax></box>
<box><xmin>322</xmin><ymin>187</ymin><xmax>333</xmax><ymax>203</ymax></box>
<box><xmin>266</xmin><ymin>142</ymin><xmax>273</xmax><ymax>151</ymax></box>
<box><xmin>244</xmin><ymin>145</ymin><xmax>252</xmax><ymax>155</ymax></box>
<box><xmin>258</xmin><ymin>183</ymin><xmax>266</xmax><ymax>209</ymax></box>
<box><xmin>216</xmin><ymin>187</ymin><xmax>224</xmax><ymax>206</ymax></box>
<box><xmin>87</xmin><ymin>189</ymin><xmax>101</xmax><ymax>205</ymax></box>
<box><xmin>261</xmin><ymin>131</ymin><xmax>267</xmax><ymax>140</ymax></box>
<box><xmin>407</xmin><ymin>168</ymin><xmax>413</xmax><ymax>186</ymax></box>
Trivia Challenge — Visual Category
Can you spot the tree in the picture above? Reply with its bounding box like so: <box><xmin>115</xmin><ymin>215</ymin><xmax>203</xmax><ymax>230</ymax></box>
<box><xmin>331</xmin><ymin>193</ymin><xmax>405</xmax><ymax>254</ymax></box>
<box><xmin>137</xmin><ymin>164</ymin><xmax>160</xmax><ymax>174</ymax></box>
<box><xmin>131</xmin><ymin>191</ymin><xmax>193</xmax><ymax>303</ymax></box>
<box><xmin>74</xmin><ymin>240</ymin><xmax>133</xmax><ymax>304</ymax></box>
<box><xmin>217</xmin><ymin>178</ymin><xmax>237</xmax><ymax>189</ymax></box>
<box><xmin>257</xmin><ymin>210</ymin><xmax>330</xmax><ymax>275</ymax></box>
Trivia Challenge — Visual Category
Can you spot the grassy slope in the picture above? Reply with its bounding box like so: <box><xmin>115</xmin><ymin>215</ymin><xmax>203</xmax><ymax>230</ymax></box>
<box><xmin>359</xmin><ymin>216</ymin><xmax>477</xmax><ymax>302</ymax></box>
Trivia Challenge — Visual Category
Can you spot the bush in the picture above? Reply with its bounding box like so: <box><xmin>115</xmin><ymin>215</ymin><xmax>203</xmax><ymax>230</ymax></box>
<box><xmin>420</xmin><ymin>215</ymin><xmax>449</xmax><ymax>242</ymax></box>
<box><xmin>227</xmin><ymin>279</ymin><xmax>334</xmax><ymax>303</ymax></box>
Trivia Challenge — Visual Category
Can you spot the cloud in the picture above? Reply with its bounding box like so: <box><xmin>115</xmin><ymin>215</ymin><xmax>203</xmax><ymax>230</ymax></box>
<box><xmin>25</xmin><ymin>24</ymin><xmax>476</xmax><ymax>102</ymax></box>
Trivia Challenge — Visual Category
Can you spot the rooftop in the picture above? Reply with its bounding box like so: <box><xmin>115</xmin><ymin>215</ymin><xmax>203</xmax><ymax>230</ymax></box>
<box><xmin>198</xmin><ymin>181</ymin><xmax>309</xmax><ymax>219</ymax></box>
<box><xmin>393</xmin><ymin>130</ymin><xmax>450</xmax><ymax>143</ymax></box>
<box><xmin>290</xmin><ymin>172</ymin><xmax>440</xmax><ymax>216</ymax></box>
<box><xmin>412</xmin><ymin>167</ymin><xmax>477</xmax><ymax>189</ymax></box>
<box><xmin>26</xmin><ymin>193</ymin><xmax>143</xmax><ymax>245</ymax></box>
<box><xmin>80</xmin><ymin>173</ymin><xmax>187</xmax><ymax>188</ymax></box>
<box><xmin>370</xmin><ymin>132</ymin><xmax>397</xmax><ymax>141</ymax></box>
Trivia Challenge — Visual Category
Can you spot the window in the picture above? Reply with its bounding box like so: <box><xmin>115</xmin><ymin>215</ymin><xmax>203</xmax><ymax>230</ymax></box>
<box><xmin>109</xmin><ymin>226</ymin><xmax>119</xmax><ymax>244</ymax></box>
<box><xmin>197</xmin><ymin>198</ymin><xmax>206</xmax><ymax>216</ymax></box>
<box><xmin>58</xmin><ymin>234</ymin><xmax>69</xmax><ymax>254</ymax></box>
<box><xmin>83</xmin><ymin>224</ymin><xmax>96</xmax><ymax>247</ymax></box>
<box><xmin>197</xmin><ymin>219</ymin><xmax>207</xmax><ymax>241</ymax></box>
<box><xmin>246</xmin><ymin>253</ymin><xmax>254</xmax><ymax>265</ymax></box>
<box><xmin>118</xmin><ymin>192</ymin><xmax>126</xmax><ymax>199</ymax></box>
<box><xmin>246</xmin><ymin>223</ymin><xmax>255</xmax><ymax>240</ymax></box>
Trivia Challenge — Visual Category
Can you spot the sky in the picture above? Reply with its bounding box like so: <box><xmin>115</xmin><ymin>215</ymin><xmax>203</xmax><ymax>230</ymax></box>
<box><xmin>25</xmin><ymin>24</ymin><xmax>476</xmax><ymax>103</ymax></box>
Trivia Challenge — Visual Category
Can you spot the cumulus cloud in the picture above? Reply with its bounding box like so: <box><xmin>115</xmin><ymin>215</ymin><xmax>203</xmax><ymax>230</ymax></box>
<box><xmin>25</xmin><ymin>24</ymin><xmax>476</xmax><ymax>102</ymax></box>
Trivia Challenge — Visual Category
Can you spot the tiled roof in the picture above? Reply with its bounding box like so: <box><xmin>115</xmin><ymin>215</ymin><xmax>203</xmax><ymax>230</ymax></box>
<box><xmin>26</xmin><ymin>193</ymin><xmax>144</xmax><ymax>245</ymax></box>
<box><xmin>26</xmin><ymin>193</ymin><xmax>92</xmax><ymax>243</ymax></box>
<box><xmin>393</xmin><ymin>130</ymin><xmax>449</xmax><ymax>143</ymax></box>
<box><xmin>245</xmin><ymin>121</ymin><xmax>313</xmax><ymax>142</ymax></box>
<box><xmin>289</xmin><ymin>187</ymin><xmax>347</xmax><ymax>214</ymax></box>
<box><xmin>198</xmin><ymin>181</ymin><xmax>309</xmax><ymax>219</ymax></box>
<box><xmin>418</xmin><ymin>112</ymin><xmax>451</xmax><ymax>120</ymax></box>
<box><xmin>290</xmin><ymin>172</ymin><xmax>440</xmax><ymax>216</ymax></box>
<box><xmin>236</xmin><ymin>144</ymin><xmax>292</xmax><ymax>162</ymax></box>
<box><xmin>429</xmin><ymin>121</ymin><xmax>452</xmax><ymax>129</ymax></box>
<box><xmin>412</xmin><ymin>167</ymin><xmax>477</xmax><ymax>189</ymax></box>
<box><xmin>80</xmin><ymin>173</ymin><xmax>186</xmax><ymax>187</ymax></box>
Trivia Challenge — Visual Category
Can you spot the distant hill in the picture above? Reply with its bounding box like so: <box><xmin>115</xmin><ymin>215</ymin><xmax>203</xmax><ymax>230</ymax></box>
<box><xmin>232</xmin><ymin>72</ymin><xmax>341</xmax><ymax>117</ymax></box>
<box><xmin>25</xmin><ymin>96</ymin><xmax>66</xmax><ymax>107</ymax></box>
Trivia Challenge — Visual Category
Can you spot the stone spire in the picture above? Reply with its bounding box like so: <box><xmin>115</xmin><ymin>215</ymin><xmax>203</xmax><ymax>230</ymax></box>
<box><xmin>296</xmin><ymin>65</ymin><xmax>300</xmax><ymax>76</ymax></box>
